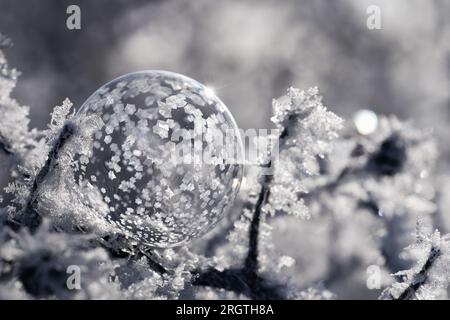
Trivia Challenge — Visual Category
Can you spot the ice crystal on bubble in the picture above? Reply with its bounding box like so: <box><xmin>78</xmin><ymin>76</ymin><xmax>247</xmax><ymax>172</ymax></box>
<box><xmin>61</xmin><ymin>71</ymin><xmax>243</xmax><ymax>248</ymax></box>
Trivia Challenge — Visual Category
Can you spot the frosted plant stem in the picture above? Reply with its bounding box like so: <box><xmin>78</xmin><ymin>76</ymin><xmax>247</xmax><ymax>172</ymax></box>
<box><xmin>137</xmin><ymin>248</ymin><xmax>168</xmax><ymax>275</ymax></box>
<box><xmin>20</xmin><ymin>123</ymin><xmax>75</xmax><ymax>231</ymax></box>
<box><xmin>394</xmin><ymin>246</ymin><xmax>441</xmax><ymax>300</ymax></box>
<box><xmin>244</xmin><ymin>122</ymin><xmax>290</xmax><ymax>276</ymax></box>
<box><xmin>244</xmin><ymin>163</ymin><xmax>272</xmax><ymax>275</ymax></box>
<box><xmin>193</xmin><ymin>126</ymin><xmax>290</xmax><ymax>299</ymax></box>
<box><xmin>239</xmin><ymin>124</ymin><xmax>290</xmax><ymax>293</ymax></box>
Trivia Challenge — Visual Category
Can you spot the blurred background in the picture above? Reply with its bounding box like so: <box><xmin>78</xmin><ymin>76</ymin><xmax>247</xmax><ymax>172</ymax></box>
<box><xmin>0</xmin><ymin>0</ymin><xmax>449</xmax><ymax>156</ymax></box>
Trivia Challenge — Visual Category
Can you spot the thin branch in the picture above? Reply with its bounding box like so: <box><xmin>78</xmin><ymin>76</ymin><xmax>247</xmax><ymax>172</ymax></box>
<box><xmin>194</xmin><ymin>124</ymin><xmax>290</xmax><ymax>298</ymax></box>
<box><xmin>137</xmin><ymin>249</ymin><xmax>168</xmax><ymax>275</ymax></box>
<box><xmin>195</xmin><ymin>109</ymin><xmax>320</xmax><ymax>298</ymax></box>
<box><xmin>244</xmin><ymin>123</ymin><xmax>289</xmax><ymax>276</ymax></box>
<box><xmin>395</xmin><ymin>246</ymin><xmax>441</xmax><ymax>300</ymax></box>
<box><xmin>244</xmin><ymin>163</ymin><xmax>272</xmax><ymax>274</ymax></box>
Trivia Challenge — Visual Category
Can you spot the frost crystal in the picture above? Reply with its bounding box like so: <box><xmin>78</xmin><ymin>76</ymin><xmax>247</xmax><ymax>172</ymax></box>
<box><xmin>0</xmin><ymin>36</ymin><xmax>35</xmax><ymax>160</ymax></box>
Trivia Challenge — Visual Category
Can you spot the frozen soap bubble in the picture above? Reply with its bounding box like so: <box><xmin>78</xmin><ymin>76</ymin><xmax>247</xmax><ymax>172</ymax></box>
<box><xmin>72</xmin><ymin>71</ymin><xmax>243</xmax><ymax>248</ymax></box>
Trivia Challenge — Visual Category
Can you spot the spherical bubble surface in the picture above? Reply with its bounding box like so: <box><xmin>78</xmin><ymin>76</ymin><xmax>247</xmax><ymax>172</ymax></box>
<box><xmin>74</xmin><ymin>71</ymin><xmax>243</xmax><ymax>247</ymax></box>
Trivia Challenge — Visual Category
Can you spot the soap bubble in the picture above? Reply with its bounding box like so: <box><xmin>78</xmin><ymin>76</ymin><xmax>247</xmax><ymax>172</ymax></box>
<box><xmin>71</xmin><ymin>71</ymin><xmax>243</xmax><ymax>248</ymax></box>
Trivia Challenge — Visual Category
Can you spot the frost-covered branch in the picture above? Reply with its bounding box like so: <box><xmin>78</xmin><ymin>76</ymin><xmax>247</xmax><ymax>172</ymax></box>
<box><xmin>395</xmin><ymin>246</ymin><xmax>440</xmax><ymax>300</ymax></box>
<box><xmin>195</xmin><ymin>87</ymin><xmax>343</xmax><ymax>299</ymax></box>
<box><xmin>380</xmin><ymin>220</ymin><xmax>450</xmax><ymax>300</ymax></box>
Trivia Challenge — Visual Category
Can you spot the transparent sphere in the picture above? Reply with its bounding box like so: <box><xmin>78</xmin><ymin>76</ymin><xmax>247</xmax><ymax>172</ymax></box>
<box><xmin>73</xmin><ymin>71</ymin><xmax>243</xmax><ymax>248</ymax></box>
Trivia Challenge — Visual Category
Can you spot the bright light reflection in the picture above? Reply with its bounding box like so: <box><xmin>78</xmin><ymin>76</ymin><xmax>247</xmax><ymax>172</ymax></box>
<box><xmin>353</xmin><ymin>109</ymin><xmax>378</xmax><ymax>135</ymax></box>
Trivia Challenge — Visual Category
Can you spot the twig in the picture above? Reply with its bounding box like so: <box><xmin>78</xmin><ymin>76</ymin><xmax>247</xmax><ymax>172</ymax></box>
<box><xmin>244</xmin><ymin>123</ymin><xmax>290</xmax><ymax>276</ymax></box>
<box><xmin>394</xmin><ymin>246</ymin><xmax>441</xmax><ymax>300</ymax></box>
<box><xmin>244</xmin><ymin>163</ymin><xmax>273</xmax><ymax>274</ymax></box>
<box><xmin>137</xmin><ymin>249</ymin><xmax>168</xmax><ymax>275</ymax></box>
<box><xmin>194</xmin><ymin>124</ymin><xmax>290</xmax><ymax>299</ymax></box>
